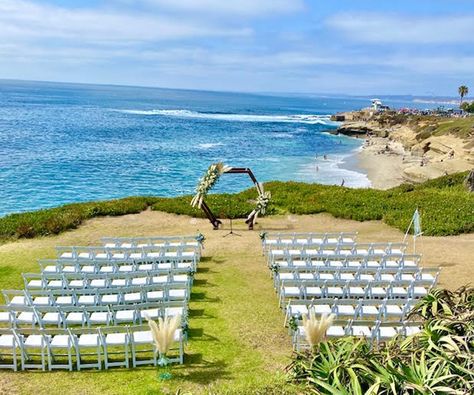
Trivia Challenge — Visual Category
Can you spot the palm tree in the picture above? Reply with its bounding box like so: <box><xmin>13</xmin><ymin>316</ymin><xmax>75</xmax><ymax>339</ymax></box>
<box><xmin>458</xmin><ymin>85</ymin><xmax>469</xmax><ymax>107</ymax></box>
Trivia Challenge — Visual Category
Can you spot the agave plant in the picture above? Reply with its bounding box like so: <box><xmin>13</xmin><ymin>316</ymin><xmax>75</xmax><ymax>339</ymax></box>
<box><xmin>287</xmin><ymin>286</ymin><xmax>474</xmax><ymax>394</ymax></box>
<box><xmin>400</xmin><ymin>351</ymin><xmax>463</xmax><ymax>394</ymax></box>
<box><xmin>409</xmin><ymin>288</ymin><xmax>454</xmax><ymax>319</ymax></box>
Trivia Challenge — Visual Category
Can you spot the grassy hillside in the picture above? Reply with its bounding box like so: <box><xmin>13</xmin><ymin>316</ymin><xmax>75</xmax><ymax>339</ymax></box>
<box><xmin>374</xmin><ymin>113</ymin><xmax>474</xmax><ymax>140</ymax></box>
<box><xmin>0</xmin><ymin>172</ymin><xmax>472</xmax><ymax>243</ymax></box>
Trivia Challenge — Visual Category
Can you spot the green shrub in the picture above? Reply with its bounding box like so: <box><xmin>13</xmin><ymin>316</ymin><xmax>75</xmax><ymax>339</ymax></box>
<box><xmin>0</xmin><ymin>172</ymin><xmax>472</xmax><ymax>242</ymax></box>
<box><xmin>0</xmin><ymin>196</ymin><xmax>159</xmax><ymax>241</ymax></box>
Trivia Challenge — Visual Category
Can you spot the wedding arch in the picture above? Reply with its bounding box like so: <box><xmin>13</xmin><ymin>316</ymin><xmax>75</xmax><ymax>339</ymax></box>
<box><xmin>190</xmin><ymin>163</ymin><xmax>271</xmax><ymax>230</ymax></box>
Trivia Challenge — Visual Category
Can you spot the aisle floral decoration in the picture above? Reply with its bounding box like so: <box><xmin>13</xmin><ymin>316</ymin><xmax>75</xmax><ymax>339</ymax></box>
<box><xmin>145</xmin><ymin>313</ymin><xmax>182</xmax><ymax>380</ymax></box>
<box><xmin>302</xmin><ymin>310</ymin><xmax>335</xmax><ymax>352</ymax></box>
<box><xmin>190</xmin><ymin>162</ymin><xmax>232</xmax><ymax>209</ymax></box>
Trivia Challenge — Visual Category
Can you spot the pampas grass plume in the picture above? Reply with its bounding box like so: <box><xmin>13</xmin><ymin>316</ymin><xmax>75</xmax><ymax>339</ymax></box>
<box><xmin>302</xmin><ymin>310</ymin><xmax>335</xmax><ymax>348</ymax></box>
<box><xmin>145</xmin><ymin>314</ymin><xmax>181</xmax><ymax>355</ymax></box>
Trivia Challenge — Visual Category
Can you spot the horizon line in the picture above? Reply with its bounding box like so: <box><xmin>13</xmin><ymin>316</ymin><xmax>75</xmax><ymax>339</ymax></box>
<box><xmin>0</xmin><ymin>77</ymin><xmax>465</xmax><ymax>101</ymax></box>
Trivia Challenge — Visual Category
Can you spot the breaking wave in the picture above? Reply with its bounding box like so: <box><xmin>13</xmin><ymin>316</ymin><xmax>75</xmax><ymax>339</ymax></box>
<box><xmin>115</xmin><ymin>109</ymin><xmax>337</xmax><ymax>125</ymax></box>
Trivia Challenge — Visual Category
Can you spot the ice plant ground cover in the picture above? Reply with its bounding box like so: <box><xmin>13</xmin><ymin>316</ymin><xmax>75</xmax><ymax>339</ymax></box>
<box><xmin>0</xmin><ymin>172</ymin><xmax>472</xmax><ymax>243</ymax></box>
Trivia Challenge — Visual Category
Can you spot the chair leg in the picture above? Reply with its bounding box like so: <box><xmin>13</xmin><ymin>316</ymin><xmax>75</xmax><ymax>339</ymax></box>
<box><xmin>47</xmin><ymin>348</ymin><xmax>53</xmax><ymax>371</ymax></box>
<box><xmin>97</xmin><ymin>344</ymin><xmax>102</xmax><ymax>370</ymax></box>
<box><xmin>125</xmin><ymin>344</ymin><xmax>129</xmax><ymax>368</ymax></box>
<box><xmin>75</xmin><ymin>345</ymin><xmax>81</xmax><ymax>371</ymax></box>
<box><xmin>103</xmin><ymin>345</ymin><xmax>108</xmax><ymax>370</ymax></box>
<box><xmin>13</xmin><ymin>347</ymin><xmax>18</xmax><ymax>372</ymax></box>
<box><xmin>69</xmin><ymin>346</ymin><xmax>73</xmax><ymax>371</ymax></box>
<box><xmin>131</xmin><ymin>343</ymin><xmax>137</xmax><ymax>368</ymax></box>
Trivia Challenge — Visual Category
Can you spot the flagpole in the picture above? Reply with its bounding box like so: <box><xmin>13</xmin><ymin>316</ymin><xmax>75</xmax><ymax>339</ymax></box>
<box><xmin>403</xmin><ymin>215</ymin><xmax>414</xmax><ymax>244</ymax></box>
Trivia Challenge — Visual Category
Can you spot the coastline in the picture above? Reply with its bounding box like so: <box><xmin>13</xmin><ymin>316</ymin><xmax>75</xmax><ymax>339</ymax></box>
<box><xmin>335</xmin><ymin>113</ymin><xmax>474</xmax><ymax>190</ymax></box>
<box><xmin>339</xmin><ymin>135</ymin><xmax>410</xmax><ymax>190</ymax></box>
<box><xmin>342</xmin><ymin>137</ymin><xmax>409</xmax><ymax>189</ymax></box>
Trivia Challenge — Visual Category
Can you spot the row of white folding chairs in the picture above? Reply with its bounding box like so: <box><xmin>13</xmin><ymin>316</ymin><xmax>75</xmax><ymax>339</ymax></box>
<box><xmin>0</xmin><ymin>325</ymin><xmax>184</xmax><ymax>371</ymax></box>
<box><xmin>3</xmin><ymin>284</ymin><xmax>189</xmax><ymax>308</ymax></box>
<box><xmin>274</xmin><ymin>267</ymin><xmax>439</xmax><ymax>289</ymax></box>
<box><xmin>267</xmin><ymin>243</ymin><xmax>407</xmax><ymax>262</ymax></box>
<box><xmin>56</xmin><ymin>245</ymin><xmax>199</xmax><ymax>262</ymax></box>
<box><xmin>101</xmin><ymin>235</ymin><xmax>202</xmax><ymax>249</ymax></box>
<box><xmin>39</xmin><ymin>258</ymin><xmax>196</xmax><ymax>275</ymax></box>
<box><xmin>292</xmin><ymin>319</ymin><xmax>423</xmax><ymax>351</ymax></box>
<box><xmin>278</xmin><ymin>280</ymin><xmax>434</xmax><ymax>306</ymax></box>
<box><xmin>261</xmin><ymin>232</ymin><xmax>358</xmax><ymax>251</ymax></box>
<box><xmin>0</xmin><ymin>301</ymin><xmax>187</xmax><ymax>329</ymax></box>
<box><xmin>270</xmin><ymin>254</ymin><xmax>421</xmax><ymax>270</ymax></box>
<box><xmin>283</xmin><ymin>298</ymin><xmax>417</xmax><ymax>326</ymax></box>
<box><xmin>23</xmin><ymin>271</ymin><xmax>191</xmax><ymax>291</ymax></box>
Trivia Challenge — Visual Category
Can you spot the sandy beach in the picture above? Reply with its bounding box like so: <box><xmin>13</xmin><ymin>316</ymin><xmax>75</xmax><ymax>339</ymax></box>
<box><xmin>337</xmin><ymin>113</ymin><xmax>474</xmax><ymax>190</ymax></box>
<box><xmin>355</xmin><ymin>138</ymin><xmax>408</xmax><ymax>189</ymax></box>
<box><xmin>352</xmin><ymin>134</ymin><xmax>473</xmax><ymax>189</ymax></box>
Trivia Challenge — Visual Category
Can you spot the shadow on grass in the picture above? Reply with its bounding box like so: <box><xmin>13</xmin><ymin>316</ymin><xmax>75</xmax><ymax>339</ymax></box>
<box><xmin>187</xmin><ymin>328</ymin><xmax>220</xmax><ymax>343</ymax></box>
<box><xmin>188</xmin><ymin>309</ymin><xmax>216</xmax><ymax>321</ymax></box>
<box><xmin>188</xmin><ymin>308</ymin><xmax>205</xmax><ymax>317</ymax></box>
<box><xmin>173</xmin><ymin>357</ymin><xmax>233</xmax><ymax>384</ymax></box>
<box><xmin>193</xmin><ymin>279</ymin><xmax>218</xmax><ymax>288</ymax></box>
<box><xmin>210</xmin><ymin>258</ymin><xmax>227</xmax><ymax>265</ymax></box>
<box><xmin>190</xmin><ymin>292</ymin><xmax>221</xmax><ymax>303</ymax></box>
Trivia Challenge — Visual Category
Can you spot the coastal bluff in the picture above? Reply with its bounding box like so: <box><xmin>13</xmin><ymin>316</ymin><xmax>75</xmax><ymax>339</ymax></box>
<box><xmin>331</xmin><ymin>111</ymin><xmax>474</xmax><ymax>187</ymax></box>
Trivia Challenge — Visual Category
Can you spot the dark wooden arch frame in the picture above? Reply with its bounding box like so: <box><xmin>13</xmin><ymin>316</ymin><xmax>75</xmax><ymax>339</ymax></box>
<box><xmin>199</xmin><ymin>167</ymin><xmax>260</xmax><ymax>230</ymax></box>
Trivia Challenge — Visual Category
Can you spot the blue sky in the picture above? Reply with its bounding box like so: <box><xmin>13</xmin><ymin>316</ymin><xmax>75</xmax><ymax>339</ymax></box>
<box><xmin>1</xmin><ymin>0</ymin><xmax>473</xmax><ymax>96</ymax></box>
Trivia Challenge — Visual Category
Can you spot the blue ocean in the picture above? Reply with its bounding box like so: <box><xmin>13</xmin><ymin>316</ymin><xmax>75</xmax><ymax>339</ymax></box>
<box><xmin>0</xmin><ymin>80</ymin><xmax>429</xmax><ymax>217</ymax></box>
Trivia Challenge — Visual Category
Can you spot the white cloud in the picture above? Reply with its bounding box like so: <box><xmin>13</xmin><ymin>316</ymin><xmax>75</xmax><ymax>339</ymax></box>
<box><xmin>134</xmin><ymin>0</ymin><xmax>304</xmax><ymax>17</ymax></box>
<box><xmin>0</xmin><ymin>0</ymin><xmax>251</xmax><ymax>43</ymax></box>
<box><xmin>327</xmin><ymin>12</ymin><xmax>474</xmax><ymax>44</ymax></box>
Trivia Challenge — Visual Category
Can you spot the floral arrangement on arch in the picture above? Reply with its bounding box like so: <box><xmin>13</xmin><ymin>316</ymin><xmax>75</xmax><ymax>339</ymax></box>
<box><xmin>246</xmin><ymin>182</ymin><xmax>271</xmax><ymax>226</ymax></box>
<box><xmin>190</xmin><ymin>162</ymin><xmax>272</xmax><ymax>228</ymax></box>
<box><xmin>191</xmin><ymin>162</ymin><xmax>232</xmax><ymax>209</ymax></box>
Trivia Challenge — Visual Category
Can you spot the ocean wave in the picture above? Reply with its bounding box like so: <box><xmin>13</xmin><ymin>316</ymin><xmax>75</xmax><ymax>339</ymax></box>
<box><xmin>297</xmin><ymin>153</ymin><xmax>371</xmax><ymax>188</ymax></box>
<box><xmin>197</xmin><ymin>142</ymin><xmax>224</xmax><ymax>149</ymax></box>
<box><xmin>115</xmin><ymin>108</ymin><xmax>337</xmax><ymax>125</ymax></box>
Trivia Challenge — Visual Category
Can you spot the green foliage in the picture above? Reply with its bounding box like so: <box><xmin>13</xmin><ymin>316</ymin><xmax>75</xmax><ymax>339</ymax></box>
<box><xmin>0</xmin><ymin>172</ymin><xmax>472</xmax><ymax>243</ymax></box>
<box><xmin>0</xmin><ymin>196</ymin><xmax>158</xmax><ymax>241</ymax></box>
<box><xmin>374</xmin><ymin>112</ymin><xmax>474</xmax><ymax>139</ymax></box>
<box><xmin>153</xmin><ymin>171</ymin><xmax>474</xmax><ymax>236</ymax></box>
<box><xmin>287</xmin><ymin>287</ymin><xmax>474</xmax><ymax>394</ymax></box>
<box><xmin>461</xmin><ymin>101</ymin><xmax>474</xmax><ymax>114</ymax></box>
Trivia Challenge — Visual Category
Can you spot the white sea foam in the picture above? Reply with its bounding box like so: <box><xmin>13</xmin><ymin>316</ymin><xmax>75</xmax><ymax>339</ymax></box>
<box><xmin>272</xmin><ymin>132</ymin><xmax>294</xmax><ymax>138</ymax></box>
<box><xmin>297</xmin><ymin>152</ymin><xmax>371</xmax><ymax>188</ymax></box>
<box><xmin>197</xmin><ymin>142</ymin><xmax>224</xmax><ymax>149</ymax></box>
<box><xmin>115</xmin><ymin>108</ymin><xmax>338</xmax><ymax>125</ymax></box>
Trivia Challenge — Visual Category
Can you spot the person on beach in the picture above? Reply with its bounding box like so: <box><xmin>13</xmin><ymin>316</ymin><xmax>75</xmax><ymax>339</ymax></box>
<box><xmin>323</xmin><ymin>154</ymin><xmax>327</xmax><ymax>160</ymax></box>
<box><xmin>341</xmin><ymin>179</ymin><xmax>345</xmax><ymax>186</ymax></box>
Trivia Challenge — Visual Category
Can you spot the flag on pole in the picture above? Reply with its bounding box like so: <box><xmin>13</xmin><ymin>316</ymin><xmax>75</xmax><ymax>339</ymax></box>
<box><xmin>413</xmin><ymin>209</ymin><xmax>422</xmax><ymax>237</ymax></box>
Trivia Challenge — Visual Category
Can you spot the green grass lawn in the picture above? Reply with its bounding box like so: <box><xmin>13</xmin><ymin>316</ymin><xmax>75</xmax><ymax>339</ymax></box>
<box><xmin>0</xmin><ymin>217</ymin><xmax>302</xmax><ymax>395</ymax></box>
